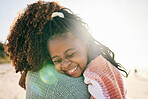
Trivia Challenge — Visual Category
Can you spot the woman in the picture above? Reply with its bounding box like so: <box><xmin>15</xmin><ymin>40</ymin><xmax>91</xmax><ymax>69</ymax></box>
<box><xmin>5</xmin><ymin>1</ymin><xmax>90</xmax><ymax>98</ymax></box>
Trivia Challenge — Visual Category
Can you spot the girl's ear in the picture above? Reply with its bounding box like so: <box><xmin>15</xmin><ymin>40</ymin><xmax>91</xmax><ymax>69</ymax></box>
<box><xmin>84</xmin><ymin>40</ymin><xmax>91</xmax><ymax>62</ymax></box>
<box><xmin>84</xmin><ymin>40</ymin><xmax>89</xmax><ymax>56</ymax></box>
<box><xmin>84</xmin><ymin>40</ymin><xmax>88</xmax><ymax>51</ymax></box>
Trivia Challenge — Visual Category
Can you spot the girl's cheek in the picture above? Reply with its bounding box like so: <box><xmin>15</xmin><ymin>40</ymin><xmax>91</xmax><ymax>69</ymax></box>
<box><xmin>55</xmin><ymin>65</ymin><xmax>64</xmax><ymax>73</ymax></box>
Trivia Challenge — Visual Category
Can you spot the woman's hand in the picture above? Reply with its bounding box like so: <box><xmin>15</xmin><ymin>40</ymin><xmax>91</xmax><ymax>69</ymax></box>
<box><xmin>19</xmin><ymin>71</ymin><xmax>27</xmax><ymax>90</ymax></box>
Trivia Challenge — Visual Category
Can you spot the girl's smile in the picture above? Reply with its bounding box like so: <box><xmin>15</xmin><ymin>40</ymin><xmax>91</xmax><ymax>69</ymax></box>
<box><xmin>65</xmin><ymin>65</ymin><xmax>78</xmax><ymax>75</ymax></box>
<box><xmin>48</xmin><ymin>32</ymin><xmax>88</xmax><ymax>78</ymax></box>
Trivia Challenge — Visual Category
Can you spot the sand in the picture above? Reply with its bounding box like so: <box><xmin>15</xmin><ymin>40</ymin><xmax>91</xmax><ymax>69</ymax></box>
<box><xmin>124</xmin><ymin>68</ymin><xmax>148</xmax><ymax>99</ymax></box>
<box><xmin>0</xmin><ymin>64</ymin><xmax>148</xmax><ymax>99</ymax></box>
<box><xmin>0</xmin><ymin>64</ymin><xmax>25</xmax><ymax>99</ymax></box>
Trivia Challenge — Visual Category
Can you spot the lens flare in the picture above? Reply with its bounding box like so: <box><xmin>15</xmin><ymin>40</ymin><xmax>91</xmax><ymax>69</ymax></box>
<box><xmin>30</xmin><ymin>82</ymin><xmax>43</xmax><ymax>95</ymax></box>
<box><xmin>39</xmin><ymin>64</ymin><xmax>58</xmax><ymax>85</ymax></box>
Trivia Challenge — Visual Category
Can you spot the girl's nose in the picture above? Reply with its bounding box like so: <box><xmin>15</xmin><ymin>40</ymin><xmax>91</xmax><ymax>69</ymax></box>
<box><xmin>61</xmin><ymin>59</ymin><xmax>71</xmax><ymax>70</ymax></box>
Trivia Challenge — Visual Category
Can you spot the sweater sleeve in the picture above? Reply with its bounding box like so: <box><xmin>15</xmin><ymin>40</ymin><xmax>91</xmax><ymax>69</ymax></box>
<box><xmin>84</xmin><ymin>77</ymin><xmax>108</xmax><ymax>99</ymax></box>
<box><xmin>83</xmin><ymin>55</ymin><xmax>126</xmax><ymax>99</ymax></box>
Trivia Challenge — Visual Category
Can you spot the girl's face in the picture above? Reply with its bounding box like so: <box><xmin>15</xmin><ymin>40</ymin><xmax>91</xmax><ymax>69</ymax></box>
<box><xmin>48</xmin><ymin>32</ymin><xmax>88</xmax><ymax>78</ymax></box>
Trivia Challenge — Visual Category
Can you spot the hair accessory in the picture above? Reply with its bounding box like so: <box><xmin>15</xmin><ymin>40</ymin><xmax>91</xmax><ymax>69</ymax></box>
<box><xmin>51</xmin><ymin>12</ymin><xmax>64</xmax><ymax>20</ymax></box>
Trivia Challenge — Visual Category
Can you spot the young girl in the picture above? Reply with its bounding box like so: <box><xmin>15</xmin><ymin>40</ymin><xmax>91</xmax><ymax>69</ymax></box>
<box><xmin>47</xmin><ymin>29</ymin><xmax>127</xmax><ymax>99</ymax></box>
<box><xmin>5</xmin><ymin>1</ymin><xmax>127</xmax><ymax>98</ymax></box>
<box><xmin>45</xmin><ymin>4</ymin><xmax>128</xmax><ymax>99</ymax></box>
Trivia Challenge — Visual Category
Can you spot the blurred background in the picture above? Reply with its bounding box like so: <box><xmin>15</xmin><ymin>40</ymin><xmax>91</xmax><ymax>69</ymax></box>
<box><xmin>0</xmin><ymin>0</ymin><xmax>148</xmax><ymax>99</ymax></box>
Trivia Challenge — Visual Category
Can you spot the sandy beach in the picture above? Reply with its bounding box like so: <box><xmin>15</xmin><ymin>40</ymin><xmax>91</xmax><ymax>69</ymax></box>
<box><xmin>124</xmin><ymin>67</ymin><xmax>148</xmax><ymax>99</ymax></box>
<box><xmin>0</xmin><ymin>64</ymin><xmax>148</xmax><ymax>99</ymax></box>
<box><xmin>0</xmin><ymin>64</ymin><xmax>25</xmax><ymax>99</ymax></box>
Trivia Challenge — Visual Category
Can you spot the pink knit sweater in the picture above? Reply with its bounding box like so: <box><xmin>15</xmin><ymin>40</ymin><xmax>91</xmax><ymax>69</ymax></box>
<box><xmin>83</xmin><ymin>55</ymin><xmax>126</xmax><ymax>99</ymax></box>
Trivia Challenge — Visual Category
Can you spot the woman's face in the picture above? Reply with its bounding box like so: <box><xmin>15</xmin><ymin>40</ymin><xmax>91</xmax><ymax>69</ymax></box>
<box><xmin>48</xmin><ymin>32</ymin><xmax>88</xmax><ymax>78</ymax></box>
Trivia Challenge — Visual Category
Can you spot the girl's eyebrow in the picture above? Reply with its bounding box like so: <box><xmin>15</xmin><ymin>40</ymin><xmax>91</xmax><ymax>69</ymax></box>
<box><xmin>51</xmin><ymin>48</ymin><xmax>75</xmax><ymax>60</ymax></box>
<box><xmin>51</xmin><ymin>56</ymin><xmax>59</xmax><ymax>60</ymax></box>
<box><xmin>64</xmin><ymin>48</ymin><xmax>75</xmax><ymax>54</ymax></box>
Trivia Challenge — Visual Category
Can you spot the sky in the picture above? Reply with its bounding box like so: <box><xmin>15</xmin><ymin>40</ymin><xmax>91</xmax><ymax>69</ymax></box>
<box><xmin>0</xmin><ymin>0</ymin><xmax>148</xmax><ymax>70</ymax></box>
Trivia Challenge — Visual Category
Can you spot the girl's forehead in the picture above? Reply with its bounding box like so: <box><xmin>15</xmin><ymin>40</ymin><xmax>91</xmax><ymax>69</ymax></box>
<box><xmin>48</xmin><ymin>34</ymin><xmax>82</xmax><ymax>56</ymax></box>
<box><xmin>48</xmin><ymin>32</ymin><xmax>85</xmax><ymax>54</ymax></box>
<box><xmin>48</xmin><ymin>32</ymin><xmax>82</xmax><ymax>50</ymax></box>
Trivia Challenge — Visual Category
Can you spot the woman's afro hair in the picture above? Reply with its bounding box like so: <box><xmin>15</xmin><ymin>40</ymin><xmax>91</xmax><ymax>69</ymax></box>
<box><xmin>5</xmin><ymin>1</ymin><xmax>64</xmax><ymax>73</ymax></box>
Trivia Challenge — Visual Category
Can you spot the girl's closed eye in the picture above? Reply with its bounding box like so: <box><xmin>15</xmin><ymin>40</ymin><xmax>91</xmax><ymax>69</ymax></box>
<box><xmin>67</xmin><ymin>51</ymin><xmax>77</xmax><ymax>58</ymax></box>
<box><xmin>53</xmin><ymin>59</ymin><xmax>62</xmax><ymax>64</ymax></box>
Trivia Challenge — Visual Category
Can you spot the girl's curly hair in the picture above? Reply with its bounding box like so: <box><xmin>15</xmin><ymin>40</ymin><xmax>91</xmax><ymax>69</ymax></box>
<box><xmin>5</xmin><ymin>1</ymin><xmax>64</xmax><ymax>72</ymax></box>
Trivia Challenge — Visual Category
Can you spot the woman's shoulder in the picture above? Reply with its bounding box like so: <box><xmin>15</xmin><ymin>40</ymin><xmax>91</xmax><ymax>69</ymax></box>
<box><xmin>26</xmin><ymin>63</ymin><xmax>90</xmax><ymax>99</ymax></box>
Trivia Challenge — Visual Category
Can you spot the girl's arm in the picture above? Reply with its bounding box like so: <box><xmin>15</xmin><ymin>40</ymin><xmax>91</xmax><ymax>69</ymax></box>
<box><xmin>19</xmin><ymin>71</ymin><xmax>27</xmax><ymax>90</ymax></box>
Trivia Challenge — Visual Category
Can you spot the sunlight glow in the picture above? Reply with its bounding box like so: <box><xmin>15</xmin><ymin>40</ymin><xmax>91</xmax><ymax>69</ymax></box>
<box><xmin>78</xmin><ymin>0</ymin><xmax>148</xmax><ymax>70</ymax></box>
<box><xmin>39</xmin><ymin>64</ymin><xmax>58</xmax><ymax>85</ymax></box>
